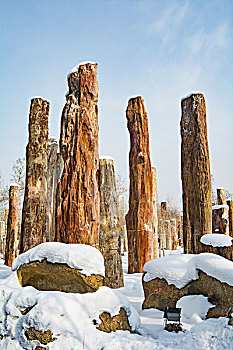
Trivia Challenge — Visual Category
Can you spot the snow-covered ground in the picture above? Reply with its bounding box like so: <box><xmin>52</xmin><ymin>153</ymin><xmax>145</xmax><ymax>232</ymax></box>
<box><xmin>0</xmin><ymin>250</ymin><xmax>233</xmax><ymax>349</ymax></box>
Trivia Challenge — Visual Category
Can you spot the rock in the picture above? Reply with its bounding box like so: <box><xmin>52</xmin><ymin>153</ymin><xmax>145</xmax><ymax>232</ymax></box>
<box><xmin>99</xmin><ymin>158</ymin><xmax>124</xmax><ymax>288</ymax></box>
<box><xmin>200</xmin><ymin>242</ymin><xmax>233</xmax><ymax>261</ymax></box>
<box><xmin>17</xmin><ymin>259</ymin><xmax>104</xmax><ymax>293</ymax></box>
<box><xmin>212</xmin><ymin>204</ymin><xmax>229</xmax><ymax>234</ymax></box>
<box><xmin>25</xmin><ymin>328</ymin><xmax>55</xmax><ymax>345</ymax></box>
<box><xmin>152</xmin><ymin>167</ymin><xmax>158</xmax><ymax>258</ymax></box>
<box><xmin>56</xmin><ymin>62</ymin><xmax>100</xmax><ymax>248</ymax></box>
<box><xmin>165</xmin><ymin>220</ymin><xmax>172</xmax><ymax>250</ymax></box>
<box><xmin>46</xmin><ymin>138</ymin><xmax>58</xmax><ymax>241</ymax></box>
<box><xmin>181</xmin><ymin>93</ymin><xmax>212</xmax><ymax>254</ymax></box>
<box><xmin>5</xmin><ymin>184</ymin><xmax>19</xmax><ymax>266</ymax></box>
<box><xmin>119</xmin><ymin>196</ymin><xmax>128</xmax><ymax>252</ymax></box>
<box><xmin>126</xmin><ymin>96</ymin><xmax>155</xmax><ymax>273</ymax></box>
<box><xmin>217</xmin><ymin>188</ymin><xmax>227</xmax><ymax>205</ymax></box>
<box><xmin>20</xmin><ymin>98</ymin><xmax>49</xmax><ymax>253</ymax></box>
<box><xmin>227</xmin><ymin>200</ymin><xmax>233</xmax><ymax>238</ymax></box>
<box><xmin>97</xmin><ymin>308</ymin><xmax>130</xmax><ymax>333</ymax></box>
<box><xmin>142</xmin><ymin>270</ymin><xmax>233</xmax><ymax>319</ymax></box>
<box><xmin>52</xmin><ymin>152</ymin><xmax>64</xmax><ymax>239</ymax></box>
<box><xmin>170</xmin><ymin>219</ymin><xmax>177</xmax><ymax>250</ymax></box>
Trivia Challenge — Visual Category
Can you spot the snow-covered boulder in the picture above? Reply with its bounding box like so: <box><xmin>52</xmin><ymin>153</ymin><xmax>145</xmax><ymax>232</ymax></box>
<box><xmin>142</xmin><ymin>253</ymin><xmax>233</xmax><ymax>319</ymax></box>
<box><xmin>1</xmin><ymin>286</ymin><xmax>140</xmax><ymax>349</ymax></box>
<box><xmin>200</xmin><ymin>234</ymin><xmax>233</xmax><ymax>261</ymax></box>
<box><xmin>12</xmin><ymin>242</ymin><xmax>105</xmax><ymax>293</ymax></box>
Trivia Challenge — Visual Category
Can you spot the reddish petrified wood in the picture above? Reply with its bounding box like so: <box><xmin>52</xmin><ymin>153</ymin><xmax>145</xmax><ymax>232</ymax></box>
<box><xmin>20</xmin><ymin>98</ymin><xmax>49</xmax><ymax>253</ymax></box>
<box><xmin>181</xmin><ymin>93</ymin><xmax>212</xmax><ymax>254</ymax></box>
<box><xmin>5</xmin><ymin>185</ymin><xmax>19</xmax><ymax>266</ymax></box>
<box><xmin>56</xmin><ymin>63</ymin><xmax>100</xmax><ymax>248</ymax></box>
<box><xmin>126</xmin><ymin>96</ymin><xmax>155</xmax><ymax>273</ymax></box>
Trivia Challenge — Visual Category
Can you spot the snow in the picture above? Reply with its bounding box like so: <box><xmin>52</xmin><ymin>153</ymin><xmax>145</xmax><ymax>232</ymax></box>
<box><xmin>222</xmin><ymin>212</ymin><xmax>228</xmax><ymax>220</ymax></box>
<box><xmin>1</xmin><ymin>251</ymin><xmax>233</xmax><ymax>349</ymax></box>
<box><xmin>9</xmin><ymin>183</ymin><xmax>20</xmax><ymax>187</ymax></box>
<box><xmin>181</xmin><ymin>91</ymin><xmax>203</xmax><ymax>101</ymax></box>
<box><xmin>177</xmin><ymin>295</ymin><xmax>214</xmax><ymax>324</ymax></box>
<box><xmin>143</xmin><ymin>253</ymin><xmax>233</xmax><ymax>288</ymax></box>
<box><xmin>68</xmin><ymin>61</ymin><xmax>97</xmax><ymax>76</ymax></box>
<box><xmin>201</xmin><ymin>234</ymin><xmax>232</xmax><ymax>247</ymax></box>
<box><xmin>212</xmin><ymin>204</ymin><xmax>229</xmax><ymax>210</ymax></box>
<box><xmin>99</xmin><ymin>155</ymin><xmax>114</xmax><ymax>161</ymax></box>
<box><xmin>12</xmin><ymin>242</ymin><xmax>105</xmax><ymax>277</ymax></box>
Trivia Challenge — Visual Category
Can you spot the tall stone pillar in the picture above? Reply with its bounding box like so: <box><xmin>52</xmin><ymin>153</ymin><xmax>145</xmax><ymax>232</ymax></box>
<box><xmin>227</xmin><ymin>200</ymin><xmax>233</xmax><ymax>238</ymax></box>
<box><xmin>5</xmin><ymin>184</ymin><xmax>19</xmax><ymax>266</ymax></box>
<box><xmin>119</xmin><ymin>196</ymin><xmax>128</xmax><ymax>252</ymax></box>
<box><xmin>217</xmin><ymin>188</ymin><xmax>227</xmax><ymax>205</ymax></box>
<box><xmin>170</xmin><ymin>218</ymin><xmax>177</xmax><ymax>250</ymax></box>
<box><xmin>52</xmin><ymin>153</ymin><xmax>64</xmax><ymax>240</ymax></box>
<box><xmin>99</xmin><ymin>158</ymin><xmax>124</xmax><ymax>288</ymax></box>
<box><xmin>46</xmin><ymin>138</ymin><xmax>58</xmax><ymax>241</ymax></box>
<box><xmin>181</xmin><ymin>93</ymin><xmax>212</xmax><ymax>254</ymax></box>
<box><xmin>126</xmin><ymin>96</ymin><xmax>155</xmax><ymax>273</ymax></box>
<box><xmin>152</xmin><ymin>167</ymin><xmax>158</xmax><ymax>259</ymax></box>
<box><xmin>56</xmin><ymin>62</ymin><xmax>100</xmax><ymax>248</ymax></box>
<box><xmin>20</xmin><ymin>98</ymin><xmax>49</xmax><ymax>253</ymax></box>
<box><xmin>165</xmin><ymin>220</ymin><xmax>172</xmax><ymax>250</ymax></box>
<box><xmin>2</xmin><ymin>209</ymin><xmax>8</xmax><ymax>260</ymax></box>
<box><xmin>160</xmin><ymin>202</ymin><xmax>167</xmax><ymax>253</ymax></box>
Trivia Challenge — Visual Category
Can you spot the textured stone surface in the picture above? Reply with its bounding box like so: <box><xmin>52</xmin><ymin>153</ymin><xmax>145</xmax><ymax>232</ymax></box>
<box><xmin>227</xmin><ymin>200</ymin><xmax>233</xmax><ymax>238</ymax></box>
<box><xmin>181</xmin><ymin>93</ymin><xmax>212</xmax><ymax>253</ymax></box>
<box><xmin>20</xmin><ymin>98</ymin><xmax>49</xmax><ymax>253</ymax></box>
<box><xmin>99</xmin><ymin>158</ymin><xmax>124</xmax><ymax>288</ymax></box>
<box><xmin>151</xmin><ymin>167</ymin><xmax>158</xmax><ymax>258</ymax></box>
<box><xmin>25</xmin><ymin>328</ymin><xmax>55</xmax><ymax>345</ymax></box>
<box><xmin>212</xmin><ymin>206</ymin><xmax>229</xmax><ymax>234</ymax></box>
<box><xmin>119</xmin><ymin>196</ymin><xmax>128</xmax><ymax>252</ymax></box>
<box><xmin>97</xmin><ymin>308</ymin><xmax>131</xmax><ymax>333</ymax></box>
<box><xmin>170</xmin><ymin>219</ymin><xmax>177</xmax><ymax>250</ymax></box>
<box><xmin>56</xmin><ymin>63</ymin><xmax>99</xmax><ymax>248</ymax></box>
<box><xmin>46</xmin><ymin>138</ymin><xmax>58</xmax><ymax>241</ymax></box>
<box><xmin>142</xmin><ymin>270</ymin><xmax>233</xmax><ymax>318</ymax></box>
<box><xmin>126</xmin><ymin>96</ymin><xmax>155</xmax><ymax>273</ymax></box>
<box><xmin>52</xmin><ymin>153</ymin><xmax>64</xmax><ymax>240</ymax></box>
<box><xmin>217</xmin><ymin>188</ymin><xmax>227</xmax><ymax>205</ymax></box>
<box><xmin>200</xmin><ymin>242</ymin><xmax>233</xmax><ymax>261</ymax></box>
<box><xmin>165</xmin><ymin>220</ymin><xmax>172</xmax><ymax>250</ymax></box>
<box><xmin>5</xmin><ymin>185</ymin><xmax>19</xmax><ymax>266</ymax></box>
<box><xmin>17</xmin><ymin>259</ymin><xmax>104</xmax><ymax>293</ymax></box>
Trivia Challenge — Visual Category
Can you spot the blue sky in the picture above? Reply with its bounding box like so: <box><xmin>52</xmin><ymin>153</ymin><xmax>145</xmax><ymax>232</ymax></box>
<box><xmin>0</xmin><ymin>0</ymin><xmax>232</xmax><ymax>207</ymax></box>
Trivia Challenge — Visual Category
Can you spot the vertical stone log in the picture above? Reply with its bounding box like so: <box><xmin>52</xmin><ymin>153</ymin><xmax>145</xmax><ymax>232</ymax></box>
<box><xmin>5</xmin><ymin>184</ymin><xmax>19</xmax><ymax>266</ymax></box>
<box><xmin>99</xmin><ymin>158</ymin><xmax>124</xmax><ymax>288</ymax></box>
<box><xmin>217</xmin><ymin>188</ymin><xmax>227</xmax><ymax>205</ymax></box>
<box><xmin>152</xmin><ymin>167</ymin><xmax>158</xmax><ymax>259</ymax></box>
<box><xmin>212</xmin><ymin>204</ymin><xmax>229</xmax><ymax>234</ymax></box>
<box><xmin>170</xmin><ymin>218</ymin><xmax>177</xmax><ymax>250</ymax></box>
<box><xmin>52</xmin><ymin>153</ymin><xmax>64</xmax><ymax>240</ymax></box>
<box><xmin>160</xmin><ymin>202</ymin><xmax>167</xmax><ymax>254</ymax></box>
<box><xmin>181</xmin><ymin>93</ymin><xmax>212</xmax><ymax>254</ymax></box>
<box><xmin>165</xmin><ymin>220</ymin><xmax>172</xmax><ymax>250</ymax></box>
<box><xmin>126</xmin><ymin>96</ymin><xmax>154</xmax><ymax>273</ymax></box>
<box><xmin>2</xmin><ymin>209</ymin><xmax>8</xmax><ymax>260</ymax></box>
<box><xmin>119</xmin><ymin>196</ymin><xmax>128</xmax><ymax>253</ymax></box>
<box><xmin>56</xmin><ymin>62</ymin><xmax>99</xmax><ymax>248</ymax></box>
<box><xmin>0</xmin><ymin>221</ymin><xmax>4</xmax><ymax>253</ymax></box>
<box><xmin>46</xmin><ymin>138</ymin><xmax>58</xmax><ymax>241</ymax></box>
<box><xmin>20</xmin><ymin>98</ymin><xmax>49</xmax><ymax>253</ymax></box>
<box><xmin>227</xmin><ymin>200</ymin><xmax>233</xmax><ymax>238</ymax></box>
<box><xmin>177</xmin><ymin>217</ymin><xmax>183</xmax><ymax>247</ymax></box>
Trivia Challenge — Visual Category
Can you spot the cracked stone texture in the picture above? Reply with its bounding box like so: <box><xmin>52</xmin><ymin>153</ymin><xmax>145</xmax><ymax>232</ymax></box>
<box><xmin>55</xmin><ymin>63</ymin><xmax>100</xmax><ymax>248</ymax></box>
<box><xmin>181</xmin><ymin>93</ymin><xmax>212</xmax><ymax>254</ymax></box>
<box><xmin>5</xmin><ymin>185</ymin><xmax>19</xmax><ymax>267</ymax></box>
<box><xmin>152</xmin><ymin>167</ymin><xmax>158</xmax><ymax>259</ymax></box>
<box><xmin>126</xmin><ymin>96</ymin><xmax>155</xmax><ymax>273</ymax></box>
<box><xmin>20</xmin><ymin>98</ymin><xmax>49</xmax><ymax>253</ymax></box>
<box><xmin>227</xmin><ymin>200</ymin><xmax>233</xmax><ymax>238</ymax></box>
<box><xmin>99</xmin><ymin>158</ymin><xmax>124</xmax><ymax>288</ymax></box>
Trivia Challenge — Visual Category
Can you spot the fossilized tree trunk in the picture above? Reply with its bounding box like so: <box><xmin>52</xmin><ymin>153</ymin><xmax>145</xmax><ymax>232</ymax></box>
<box><xmin>56</xmin><ymin>62</ymin><xmax>100</xmax><ymax>248</ymax></box>
<box><xmin>165</xmin><ymin>220</ymin><xmax>172</xmax><ymax>250</ymax></box>
<box><xmin>227</xmin><ymin>200</ymin><xmax>233</xmax><ymax>238</ymax></box>
<box><xmin>212</xmin><ymin>187</ymin><xmax>229</xmax><ymax>234</ymax></box>
<box><xmin>126</xmin><ymin>96</ymin><xmax>155</xmax><ymax>273</ymax></box>
<box><xmin>217</xmin><ymin>188</ymin><xmax>227</xmax><ymax>205</ymax></box>
<box><xmin>170</xmin><ymin>218</ymin><xmax>177</xmax><ymax>250</ymax></box>
<box><xmin>5</xmin><ymin>185</ymin><xmax>19</xmax><ymax>266</ymax></box>
<box><xmin>181</xmin><ymin>93</ymin><xmax>212</xmax><ymax>254</ymax></box>
<box><xmin>52</xmin><ymin>153</ymin><xmax>64</xmax><ymax>240</ymax></box>
<box><xmin>46</xmin><ymin>138</ymin><xmax>58</xmax><ymax>241</ymax></box>
<box><xmin>99</xmin><ymin>158</ymin><xmax>124</xmax><ymax>288</ymax></box>
<box><xmin>152</xmin><ymin>167</ymin><xmax>158</xmax><ymax>258</ymax></box>
<box><xmin>20</xmin><ymin>98</ymin><xmax>49</xmax><ymax>253</ymax></box>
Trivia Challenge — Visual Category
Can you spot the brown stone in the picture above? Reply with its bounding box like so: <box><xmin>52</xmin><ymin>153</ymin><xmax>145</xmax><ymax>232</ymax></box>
<box><xmin>20</xmin><ymin>98</ymin><xmax>49</xmax><ymax>253</ymax></box>
<box><xmin>56</xmin><ymin>63</ymin><xmax>99</xmax><ymax>248</ymax></box>
<box><xmin>212</xmin><ymin>205</ymin><xmax>229</xmax><ymax>234</ymax></box>
<box><xmin>46</xmin><ymin>138</ymin><xmax>58</xmax><ymax>241</ymax></box>
<box><xmin>181</xmin><ymin>93</ymin><xmax>212</xmax><ymax>253</ymax></box>
<box><xmin>152</xmin><ymin>167</ymin><xmax>158</xmax><ymax>258</ymax></box>
<box><xmin>217</xmin><ymin>188</ymin><xmax>227</xmax><ymax>205</ymax></box>
<box><xmin>200</xmin><ymin>242</ymin><xmax>233</xmax><ymax>261</ymax></box>
<box><xmin>99</xmin><ymin>158</ymin><xmax>124</xmax><ymax>288</ymax></box>
<box><xmin>5</xmin><ymin>185</ymin><xmax>19</xmax><ymax>266</ymax></box>
<box><xmin>165</xmin><ymin>220</ymin><xmax>172</xmax><ymax>250</ymax></box>
<box><xmin>17</xmin><ymin>259</ymin><xmax>104</xmax><ymax>293</ymax></box>
<box><xmin>142</xmin><ymin>270</ymin><xmax>233</xmax><ymax>319</ymax></box>
<box><xmin>51</xmin><ymin>153</ymin><xmax>64</xmax><ymax>239</ymax></box>
<box><xmin>96</xmin><ymin>308</ymin><xmax>131</xmax><ymax>333</ymax></box>
<box><xmin>126</xmin><ymin>97</ymin><xmax>155</xmax><ymax>273</ymax></box>
<box><xmin>227</xmin><ymin>200</ymin><xmax>233</xmax><ymax>238</ymax></box>
<box><xmin>171</xmin><ymin>219</ymin><xmax>177</xmax><ymax>250</ymax></box>
<box><xmin>25</xmin><ymin>328</ymin><xmax>55</xmax><ymax>345</ymax></box>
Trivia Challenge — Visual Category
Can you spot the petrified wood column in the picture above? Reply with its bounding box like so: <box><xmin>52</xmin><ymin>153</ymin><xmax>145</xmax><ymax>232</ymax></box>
<box><xmin>212</xmin><ymin>188</ymin><xmax>229</xmax><ymax>234</ymax></box>
<box><xmin>217</xmin><ymin>188</ymin><xmax>227</xmax><ymax>205</ymax></box>
<box><xmin>181</xmin><ymin>93</ymin><xmax>212</xmax><ymax>254</ymax></box>
<box><xmin>46</xmin><ymin>138</ymin><xmax>58</xmax><ymax>241</ymax></box>
<box><xmin>152</xmin><ymin>167</ymin><xmax>158</xmax><ymax>258</ymax></box>
<box><xmin>5</xmin><ymin>184</ymin><xmax>19</xmax><ymax>266</ymax></box>
<box><xmin>170</xmin><ymin>218</ymin><xmax>177</xmax><ymax>250</ymax></box>
<box><xmin>126</xmin><ymin>96</ymin><xmax>155</xmax><ymax>273</ymax></box>
<box><xmin>165</xmin><ymin>220</ymin><xmax>172</xmax><ymax>250</ymax></box>
<box><xmin>227</xmin><ymin>200</ymin><xmax>233</xmax><ymax>238</ymax></box>
<box><xmin>20</xmin><ymin>98</ymin><xmax>49</xmax><ymax>253</ymax></box>
<box><xmin>52</xmin><ymin>153</ymin><xmax>64</xmax><ymax>239</ymax></box>
<box><xmin>99</xmin><ymin>158</ymin><xmax>124</xmax><ymax>288</ymax></box>
<box><xmin>56</xmin><ymin>62</ymin><xmax>100</xmax><ymax>248</ymax></box>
